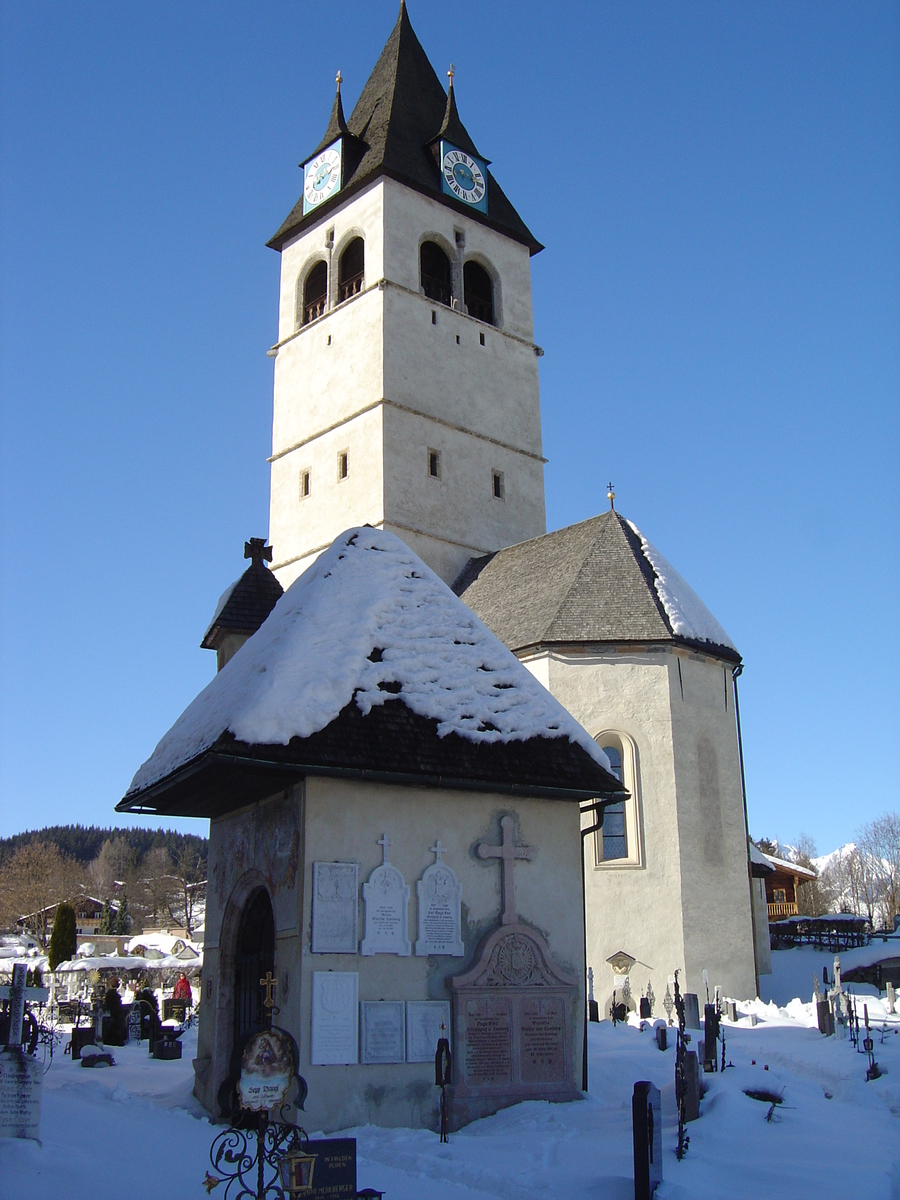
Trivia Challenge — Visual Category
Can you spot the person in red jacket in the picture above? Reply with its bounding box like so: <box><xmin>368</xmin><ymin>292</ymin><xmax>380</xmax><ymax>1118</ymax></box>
<box><xmin>172</xmin><ymin>973</ymin><xmax>192</xmax><ymax>1003</ymax></box>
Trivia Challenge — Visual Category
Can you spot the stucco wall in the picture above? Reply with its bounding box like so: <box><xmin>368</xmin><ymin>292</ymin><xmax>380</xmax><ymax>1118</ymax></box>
<box><xmin>197</xmin><ymin>775</ymin><xmax>585</xmax><ymax>1131</ymax></box>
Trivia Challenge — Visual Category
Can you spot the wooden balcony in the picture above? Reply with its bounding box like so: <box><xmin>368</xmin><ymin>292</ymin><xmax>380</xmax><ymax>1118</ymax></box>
<box><xmin>768</xmin><ymin>901</ymin><xmax>798</xmax><ymax>919</ymax></box>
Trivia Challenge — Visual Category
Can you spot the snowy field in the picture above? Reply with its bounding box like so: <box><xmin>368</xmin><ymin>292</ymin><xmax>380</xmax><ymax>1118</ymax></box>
<box><xmin>2</xmin><ymin>982</ymin><xmax>898</xmax><ymax>1200</ymax></box>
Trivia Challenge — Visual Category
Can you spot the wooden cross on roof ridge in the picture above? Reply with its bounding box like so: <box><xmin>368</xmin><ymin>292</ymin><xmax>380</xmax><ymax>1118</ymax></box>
<box><xmin>476</xmin><ymin>814</ymin><xmax>533</xmax><ymax>925</ymax></box>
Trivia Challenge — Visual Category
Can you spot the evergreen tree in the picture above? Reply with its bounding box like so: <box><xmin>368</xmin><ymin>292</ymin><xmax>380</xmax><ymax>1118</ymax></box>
<box><xmin>98</xmin><ymin>898</ymin><xmax>113</xmax><ymax>934</ymax></box>
<box><xmin>47</xmin><ymin>902</ymin><xmax>77</xmax><ymax>970</ymax></box>
<box><xmin>114</xmin><ymin>896</ymin><xmax>130</xmax><ymax>936</ymax></box>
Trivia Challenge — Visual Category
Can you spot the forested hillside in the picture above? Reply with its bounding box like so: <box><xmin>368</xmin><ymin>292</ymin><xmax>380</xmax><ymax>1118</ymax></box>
<box><xmin>0</xmin><ymin>824</ymin><xmax>207</xmax><ymax>867</ymax></box>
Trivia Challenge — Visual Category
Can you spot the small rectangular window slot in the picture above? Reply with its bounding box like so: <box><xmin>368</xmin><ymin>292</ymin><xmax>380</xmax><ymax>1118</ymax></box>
<box><xmin>456</xmin><ymin>334</ymin><xmax>460</xmax><ymax>345</ymax></box>
<box><xmin>325</xmin><ymin>227</ymin><xmax>335</xmax><ymax>249</ymax></box>
<box><xmin>327</xmin><ymin>335</ymin><xmax>332</xmax><ymax>346</ymax></box>
<box><xmin>338</xmin><ymin>450</ymin><xmax>349</xmax><ymax>481</ymax></box>
<box><xmin>454</xmin><ymin>228</ymin><xmax>465</xmax><ymax>246</ymax></box>
<box><xmin>479</xmin><ymin>332</ymin><xmax>485</xmax><ymax>346</ymax></box>
<box><xmin>492</xmin><ymin>470</ymin><xmax>505</xmax><ymax>500</ymax></box>
<box><xmin>299</xmin><ymin>469</ymin><xmax>311</xmax><ymax>499</ymax></box>
<box><xmin>428</xmin><ymin>448</ymin><xmax>441</xmax><ymax>479</ymax></box>
<box><xmin>431</xmin><ymin>310</ymin><xmax>437</xmax><ymax>325</ymax></box>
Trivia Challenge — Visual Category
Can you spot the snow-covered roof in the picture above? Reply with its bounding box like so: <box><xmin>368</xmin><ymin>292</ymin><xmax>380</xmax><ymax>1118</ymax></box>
<box><xmin>763</xmin><ymin>852</ymin><xmax>818</xmax><ymax>879</ymax></box>
<box><xmin>749</xmin><ymin>842</ymin><xmax>776</xmax><ymax>873</ymax></box>
<box><xmin>125</xmin><ymin>528</ymin><xmax>617</xmax><ymax>805</ymax></box>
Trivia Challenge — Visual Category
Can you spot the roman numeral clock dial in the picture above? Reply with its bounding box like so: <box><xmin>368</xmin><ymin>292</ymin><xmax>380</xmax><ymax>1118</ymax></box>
<box><xmin>302</xmin><ymin>140</ymin><xmax>343</xmax><ymax>215</ymax></box>
<box><xmin>440</xmin><ymin>142</ymin><xmax>488</xmax><ymax>213</ymax></box>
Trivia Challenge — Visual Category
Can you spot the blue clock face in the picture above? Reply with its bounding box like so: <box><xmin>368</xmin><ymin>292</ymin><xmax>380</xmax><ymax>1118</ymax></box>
<box><xmin>440</xmin><ymin>141</ymin><xmax>488</xmax><ymax>213</ymax></box>
<box><xmin>302</xmin><ymin>140</ymin><xmax>343</xmax><ymax>215</ymax></box>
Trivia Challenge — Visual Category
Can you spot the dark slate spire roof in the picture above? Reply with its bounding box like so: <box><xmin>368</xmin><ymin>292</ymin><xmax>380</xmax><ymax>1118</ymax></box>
<box><xmin>200</xmin><ymin>544</ymin><xmax>284</xmax><ymax>652</ymax></box>
<box><xmin>267</xmin><ymin>3</ymin><xmax>541</xmax><ymax>254</ymax></box>
<box><xmin>312</xmin><ymin>84</ymin><xmax>351</xmax><ymax>154</ymax></box>
<box><xmin>454</xmin><ymin>510</ymin><xmax>741</xmax><ymax>663</ymax></box>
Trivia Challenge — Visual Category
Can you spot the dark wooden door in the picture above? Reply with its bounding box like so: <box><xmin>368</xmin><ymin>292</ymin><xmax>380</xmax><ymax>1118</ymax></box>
<box><xmin>233</xmin><ymin>888</ymin><xmax>275</xmax><ymax>1054</ymax></box>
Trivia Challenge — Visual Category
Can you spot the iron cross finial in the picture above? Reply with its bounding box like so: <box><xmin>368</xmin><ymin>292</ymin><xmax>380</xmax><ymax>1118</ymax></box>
<box><xmin>244</xmin><ymin>537</ymin><xmax>273</xmax><ymax>566</ymax></box>
<box><xmin>607</xmin><ymin>482</ymin><xmax>616</xmax><ymax>511</ymax></box>
<box><xmin>447</xmin><ymin>63</ymin><xmax>455</xmax><ymax>89</ymax></box>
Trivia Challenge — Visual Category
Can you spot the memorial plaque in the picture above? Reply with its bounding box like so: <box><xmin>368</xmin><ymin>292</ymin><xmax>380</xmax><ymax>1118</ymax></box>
<box><xmin>360</xmin><ymin>863</ymin><xmax>410</xmax><ymax>956</ymax></box>
<box><xmin>312</xmin><ymin>862</ymin><xmax>359</xmax><ymax>954</ymax></box>
<box><xmin>304</xmin><ymin>1137</ymin><xmax>357</xmax><ymax>1200</ymax></box>
<box><xmin>359</xmin><ymin>1001</ymin><xmax>405</xmax><ymax>1064</ymax></box>
<box><xmin>406</xmin><ymin>1000</ymin><xmax>451</xmax><ymax>1064</ymax></box>
<box><xmin>416</xmin><ymin>860</ymin><xmax>464</xmax><ymax>956</ymax></box>
<box><xmin>311</xmin><ymin>972</ymin><xmax>358</xmax><ymax>1065</ymax></box>
<box><xmin>0</xmin><ymin>1050</ymin><xmax>42</xmax><ymax>1141</ymax></box>
<box><xmin>519</xmin><ymin>996</ymin><xmax>565</xmax><ymax>1084</ymax></box>
<box><xmin>463</xmin><ymin>998</ymin><xmax>512</xmax><ymax>1087</ymax></box>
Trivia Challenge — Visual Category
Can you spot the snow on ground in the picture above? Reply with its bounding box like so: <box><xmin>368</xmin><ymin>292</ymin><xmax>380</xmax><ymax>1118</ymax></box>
<box><xmin>761</xmin><ymin>942</ymin><xmax>900</xmax><ymax>1008</ymax></box>
<box><xmin>3</xmin><ymin>990</ymin><xmax>899</xmax><ymax>1200</ymax></box>
<box><xmin>130</xmin><ymin>527</ymin><xmax>612</xmax><ymax>794</ymax></box>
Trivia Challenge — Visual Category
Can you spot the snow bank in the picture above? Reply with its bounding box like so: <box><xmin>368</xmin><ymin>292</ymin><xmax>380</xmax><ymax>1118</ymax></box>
<box><xmin>130</xmin><ymin>528</ymin><xmax>611</xmax><ymax>793</ymax></box>
<box><xmin>627</xmin><ymin>521</ymin><xmax>736</xmax><ymax>650</ymax></box>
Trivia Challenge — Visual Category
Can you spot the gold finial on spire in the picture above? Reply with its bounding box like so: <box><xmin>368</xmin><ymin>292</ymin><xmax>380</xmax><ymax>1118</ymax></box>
<box><xmin>607</xmin><ymin>482</ymin><xmax>616</xmax><ymax>511</ymax></box>
<box><xmin>335</xmin><ymin>70</ymin><xmax>342</xmax><ymax>93</ymax></box>
<box><xmin>447</xmin><ymin>63</ymin><xmax>455</xmax><ymax>90</ymax></box>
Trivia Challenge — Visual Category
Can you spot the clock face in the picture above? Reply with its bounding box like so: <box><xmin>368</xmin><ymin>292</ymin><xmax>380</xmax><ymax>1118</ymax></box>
<box><xmin>302</xmin><ymin>141</ymin><xmax>342</xmax><ymax>214</ymax></box>
<box><xmin>440</xmin><ymin>142</ymin><xmax>487</xmax><ymax>212</ymax></box>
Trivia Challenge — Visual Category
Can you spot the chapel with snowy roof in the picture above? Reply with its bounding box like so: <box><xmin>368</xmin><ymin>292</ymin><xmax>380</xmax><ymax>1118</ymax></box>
<box><xmin>120</xmin><ymin>3</ymin><xmax>760</xmax><ymax>1132</ymax></box>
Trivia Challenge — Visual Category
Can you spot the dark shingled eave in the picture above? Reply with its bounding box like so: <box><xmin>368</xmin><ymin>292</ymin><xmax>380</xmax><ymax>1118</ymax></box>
<box><xmin>117</xmin><ymin>697</ymin><xmax>626</xmax><ymax>820</ymax></box>
<box><xmin>200</xmin><ymin>561</ymin><xmax>284</xmax><ymax>650</ymax></box>
<box><xmin>266</xmin><ymin>3</ymin><xmax>542</xmax><ymax>255</ymax></box>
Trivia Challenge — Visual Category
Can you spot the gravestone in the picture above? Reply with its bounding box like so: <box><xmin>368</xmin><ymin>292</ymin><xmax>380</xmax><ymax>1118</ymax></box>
<box><xmin>816</xmin><ymin>998</ymin><xmax>834</xmax><ymax>1036</ymax></box>
<box><xmin>311</xmin><ymin>972</ymin><xmax>359</xmax><ymax>1064</ymax></box>
<box><xmin>683</xmin><ymin>993</ymin><xmax>701</xmax><ymax>1029</ymax></box>
<box><xmin>128</xmin><ymin>1005</ymin><xmax>142</xmax><ymax>1043</ymax></box>
<box><xmin>360</xmin><ymin>836</ymin><xmax>411</xmax><ymax>956</ymax></box>
<box><xmin>682</xmin><ymin>1050</ymin><xmax>701</xmax><ymax>1121</ymax></box>
<box><xmin>887</xmin><ymin>982</ymin><xmax>896</xmax><ymax>1014</ymax></box>
<box><xmin>639</xmin><ymin>997</ymin><xmax>652</xmax><ymax>1020</ymax></box>
<box><xmin>450</xmin><ymin>817</ymin><xmax>579</xmax><ymax>1127</ymax></box>
<box><xmin>588</xmin><ymin>967</ymin><xmax>599</xmax><ymax>1023</ymax></box>
<box><xmin>724</xmin><ymin>1000</ymin><xmax>738</xmax><ymax>1023</ymax></box>
<box><xmin>406</xmin><ymin>1000</ymin><xmax>451</xmax><ymax>1064</ymax></box>
<box><xmin>655</xmin><ymin>1024</ymin><xmax>667</xmax><ymax>1052</ymax></box>
<box><xmin>703</xmin><ymin>1004</ymin><xmax>719</xmax><ymax>1071</ymax></box>
<box><xmin>304</xmin><ymin>1138</ymin><xmax>357</xmax><ymax>1200</ymax></box>
<box><xmin>312</xmin><ymin>862</ymin><xmax>359</xmax><ymax>954</ymax></box>
<box><xmin>632</xmin><ymin>1081</ymin><xmax>662</xmax><ymax>1199</ymax></box>
<box><xmin>415</xmin><ymin>842</ymin><xmax>464</xmax><ymax>956</ymax></box>
<box><xmin>0</xmin><ymin>965</ymin><xmax>42</xmax><ymax>1141</ymax></box>
<box><xmin>359</xmin><ymin>1001</ymin><xmax>405</xmax><ymax>1064</ymax></box>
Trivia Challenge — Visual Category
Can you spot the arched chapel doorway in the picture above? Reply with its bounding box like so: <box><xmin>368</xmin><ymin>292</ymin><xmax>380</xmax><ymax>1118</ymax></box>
<box><xmin>232</xmin><ymin>886</ymin><xmax>275</xmax><ymax>1058</ymax></box>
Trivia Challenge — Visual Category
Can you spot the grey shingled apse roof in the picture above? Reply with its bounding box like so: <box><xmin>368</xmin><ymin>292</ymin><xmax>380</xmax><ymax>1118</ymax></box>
<box><xmin>200</xmin><ymin>561</ymin><xmax>284</xmax><ymax>650</ymax></box>
<box><xmin>454</xmin><ymin>510</ymin><xmax>741</xmax><ymax>662</ymax></box>
<box><xmin>267</xmin><ymin>3</ymin><xmax>541</xmax><ymax>253</ymax></box>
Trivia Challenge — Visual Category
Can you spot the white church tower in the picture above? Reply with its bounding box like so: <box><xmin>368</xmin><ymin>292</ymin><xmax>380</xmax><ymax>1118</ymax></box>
<box><xmin>266</xmin><ymin>3</ymin><xmax>547</xmax><ymax>587</ymax></box>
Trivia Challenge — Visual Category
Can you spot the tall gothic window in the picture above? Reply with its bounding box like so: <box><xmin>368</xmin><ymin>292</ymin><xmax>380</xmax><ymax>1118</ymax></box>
<box><xmin>302</xmin><ymin>260</ymin><xmax>327</xmax><ymax>325</ymax></box>
<box><xmin>464</xmin><ymin>261</ymin><xmax>494</xmax><ymax>325</ymax></box>
<box><xmin>599</xmin><ymin>745</ymin><xmax>628</xmax><ymax>861</ymax></box>
<box><xmin>420</xmin><ymin>241</ymin><xmax>451</xmax><ymax>306</ymax></box>
<box><xmin>338</xmin><ymin>237</ymin><xmax>364</xmax><ymax>302</ymax></box>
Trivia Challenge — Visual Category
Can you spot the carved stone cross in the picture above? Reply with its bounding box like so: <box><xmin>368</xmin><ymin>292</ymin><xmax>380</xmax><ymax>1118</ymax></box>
<box><xmin>378</xmin><ymin>833</ymin><xmax>392</xmax><ymax>864</ymax></box>
<box><xmin>476</xmin><ymin>814</ymin><xmax>533</xmax><ymax>925</ymax></box>
<box><xmin>430</xmin><ymin>840</ymin><xmax>446</xmax><ymax>862</ymax></box>
<box><xmin>259</xmin><ymin>970</ymin><xmax>277</xmax><ymax>1010</ymax></box>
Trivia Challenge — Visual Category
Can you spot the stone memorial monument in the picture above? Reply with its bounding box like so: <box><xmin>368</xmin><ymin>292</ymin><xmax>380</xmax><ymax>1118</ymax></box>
<box><xmin>406</xmin><ymin>1000</ymin><xmax>451</xmax><ymax>1064</ymax></box>
<box><xmin>632</xmin><ymin>1080</ymin><xmax>663</xmax><ymax>1199</ymax></box>
<box><xmin>415</xmin><ymin>841</ymin><xmax>464</xmax><ymax>957</ymax></box>
<box><xmin>683</xmin><ymin>993</ymin><xmax>701</xmax><ymax>1030</ymax></box>
<box><xmin>311</xmin><ymin>972</ymin><xmax>358</xmax><ymax>1065</ymax></box>
<box><xmin>0</xmin><ymin>964</ymin><xmax>44</xmax><ymax>1142</ymax></box>
<box><xmin>359</xmin><ymin>1001</ymin><xmax>406</xmax><ymax>1064</ymax></box>
<box><xmin>312</xmin><ymin>862</ymin><xmax>359</xmax><ymax>954</ymax></box>
<box><xmin>360</xmin><ymin>836</ymin><xmax>411</xmax><ymax>956</ymax></box>
<box><xmin>450</xmin><ymin>816</ymin><xmax>579</xmax><ymax>1127</ymax></box>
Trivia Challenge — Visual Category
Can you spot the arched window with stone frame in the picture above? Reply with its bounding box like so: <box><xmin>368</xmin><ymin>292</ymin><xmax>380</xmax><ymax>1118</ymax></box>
<box><xmin>420</xmin><ymin>240</ymin><xmax>452</xmax><ymax>306</ymax></box>
<box><xmin>593</xmin><ymin>731</ymin><xmax>644</xmax><ymax>868</ymax></box>
<box><xmin>463</xmin><ymin>259</ymin><xmax>495</xmax><ymax>325</ymax></box>
<box><xmin>300</xmin><ymin>259</ymin><xmax>328</xmax><ymax>326</ymax></box>
<box><xmin>338</xmin><ymin>236</ymin><xmax>365</xmax><ymax>302</ymax></box>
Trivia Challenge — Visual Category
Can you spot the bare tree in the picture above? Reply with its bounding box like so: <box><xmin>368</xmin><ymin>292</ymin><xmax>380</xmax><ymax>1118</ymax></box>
<box><xmin>89</xmin><ymin>835</ymin><xmax>136</xmax><ymax>901</ymax></box>
<box><xmin>792</xmin><ymin>833</ymin><xmax>829</xmax><ymax>917</ymax></box>
<box><xmin>856</xmin><ymin>812</ymin><xmax>900</xmax><ymax>928</ymax></box>
<box><xmin>0</xmin><ymin>842</ymin><xmax>87</xmax><ymax>946</ymax></box>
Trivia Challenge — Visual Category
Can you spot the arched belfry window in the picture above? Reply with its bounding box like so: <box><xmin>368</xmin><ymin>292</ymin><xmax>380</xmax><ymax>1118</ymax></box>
<box><xmin>464</xmin><ymin>261</ymin><xmax>494</xmax><ymax>325</ymax></box>
<box><xmin>420</xmin><ymin>241</ymin><xmax>451</xmax><ymax>306</ymax></box>
<box><xmin>302</xmin><ymin>260</ymin><xmax>327</xmax><ymax>325</ymax></box>
<box><xmin>339</xmin><ymin>237</ymin><xmax>364</xmax><ymax>302</ymax></box>
<box><xmin>593</xmin><ymin>732</ymin><xmax>644</xmax><ymax>868</ymax></box>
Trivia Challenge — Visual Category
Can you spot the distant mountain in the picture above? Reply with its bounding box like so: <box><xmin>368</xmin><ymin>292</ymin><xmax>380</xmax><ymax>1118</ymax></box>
<box><xmin>0</xmin><ymin>824</ymin><xmax>208</xmax><ymax>867</ymax></box>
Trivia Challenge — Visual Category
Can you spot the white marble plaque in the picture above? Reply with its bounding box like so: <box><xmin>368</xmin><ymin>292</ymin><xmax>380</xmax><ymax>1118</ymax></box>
<box><xmin>416</xmin><ymin>861</ymin><xmax>464</xmax><ymax>956</ymax></box>
<box><xmin>360</xmin><ymin>864</ymin><xmax>411</xmax><ymax>956</ymax></box>
<box><xmin>359</xmin><ymin>1001</ymin><xmax>406</xmax><ymax>1064</ymax></box>
<box><xmin>405</xmin><ymin>1000</ymin><xmax>451</xmax><ymax>1063</ymax></box>
<box><xmin>0</xmin><ymin>1050</ymin><xmax>42</xmax><ymax>1141</ymax></box>
<box><xmin>311</xmin><ymin>972</ymin><xmax>359</xmax><ymax>1065</ymax></box>
<box><xmin>312</xmin><ymin>862</ymin><xmax>359</xmax><ymax>954</ymax></box>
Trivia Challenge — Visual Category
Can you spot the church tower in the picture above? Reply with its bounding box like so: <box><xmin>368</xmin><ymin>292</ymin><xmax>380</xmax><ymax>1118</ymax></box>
<box><xmin>266</xmin><ymin>4</ymin><xmax>547</xmax><ymax>586</ymax></box>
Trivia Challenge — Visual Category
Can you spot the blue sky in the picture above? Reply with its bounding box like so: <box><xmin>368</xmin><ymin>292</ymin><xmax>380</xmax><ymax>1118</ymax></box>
<box><xmin>1</xmin><ymin>1</ymin><xmax>897</xmax><ymax>851</ymax></box>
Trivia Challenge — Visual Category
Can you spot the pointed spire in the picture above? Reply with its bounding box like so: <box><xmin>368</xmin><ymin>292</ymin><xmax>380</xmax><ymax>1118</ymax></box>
<box><xmin>310</xmin><ymin>72</ymin><xmax>350</xmax><ymax>157</ymax></box>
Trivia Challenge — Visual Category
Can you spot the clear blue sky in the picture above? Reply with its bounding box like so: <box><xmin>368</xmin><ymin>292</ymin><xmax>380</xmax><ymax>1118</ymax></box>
<box><xmin>1</xmin><ymin>1</ymin><xmax>897</xmax><ymax>851</ymax></box>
